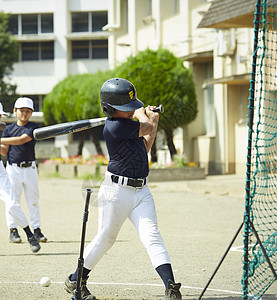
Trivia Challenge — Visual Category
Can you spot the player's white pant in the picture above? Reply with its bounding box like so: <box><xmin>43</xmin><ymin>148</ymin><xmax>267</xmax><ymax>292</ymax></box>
<box><xmin>0</xmin><ymin>161</ymin><xmax>28</xmax><ymax>229</ymax></box>
<box><xmin>5</xmin><ymin>162</ymin><xmax>41</xmax><ymax>230</ymax></box>
<box><xmin>84</xmin><ymin>171</ymin><xmax>171</xmax><ymax>270</ymax></box>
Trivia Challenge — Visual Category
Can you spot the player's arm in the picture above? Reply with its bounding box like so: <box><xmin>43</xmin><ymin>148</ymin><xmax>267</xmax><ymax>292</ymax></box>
<box><xmin>134</xmin><ymin>106</ymin><xmax>159</xmax><ymax>153</ymax></box>
<box><xmin>0</xmin><ymin>144</ymin><xmax>9</xmax><ymax>156</ymax></box>
<box><xmin>134</xmin><ymin>107</ymin><xmax>156</xmax><ymax>136</ymax></box>
<box><xmin>142</xmin><ymin>107</ymin><xmax>159</xmax><ymax>153</ymax></box>
<box><xmin>1</xmin><ymin>134</ymin><xmax>32</xmax><ymax>145</ymax></box>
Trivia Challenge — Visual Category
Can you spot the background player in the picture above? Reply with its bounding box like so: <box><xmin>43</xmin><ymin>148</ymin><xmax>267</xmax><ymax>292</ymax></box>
<box><xmin>0</xmin><ymin>102</ymin><xmax>40</xmax><ymax>253</ymax></box>
<box><xmin>1</xmin><ymin>97</ymin><xmax>47</xmax><ymax>244</ymax></box>
<box><xmin>65</xmin><ymin>78</ymin><xmax>182</xmax><ymax>300</ymax></box>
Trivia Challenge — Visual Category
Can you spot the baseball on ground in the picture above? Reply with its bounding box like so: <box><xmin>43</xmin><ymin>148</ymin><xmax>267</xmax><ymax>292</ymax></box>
<box><xmin>40</xmin><ymin>276</ymin><xmax>51</xmax><ymax>287</ymax></box>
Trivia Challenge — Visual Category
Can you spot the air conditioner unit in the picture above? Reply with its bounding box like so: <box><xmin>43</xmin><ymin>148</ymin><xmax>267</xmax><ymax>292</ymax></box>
<box><xmin>216</xmin><ymin>29</ymin><xmax>236</xmax><ymax>57</ymax></box>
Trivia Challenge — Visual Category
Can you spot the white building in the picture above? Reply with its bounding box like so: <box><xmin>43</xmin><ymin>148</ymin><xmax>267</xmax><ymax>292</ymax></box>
<box><xmin>0</xmin><ymin>0</ymin><xmax>110</xmax><ymax>159</ymax></box>
<box><xmin>0</xmin><ymin>0</ymin><xmax>109</xmax><ymax>110</ymax></box>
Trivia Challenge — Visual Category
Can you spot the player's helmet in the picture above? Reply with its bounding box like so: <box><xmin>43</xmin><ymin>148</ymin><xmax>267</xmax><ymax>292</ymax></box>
<box><xmin>100</xmin><ymin>78</ymin><xmax>144</xmax><ymax>117</ymax></box>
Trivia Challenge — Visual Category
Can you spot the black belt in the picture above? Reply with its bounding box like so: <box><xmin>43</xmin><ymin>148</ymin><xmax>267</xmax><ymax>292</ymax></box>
<box><xmin>8</xmin><ymin>161</ymin><xmax>33</xmax><ymax>168</ymax></box>
<box><xmin>111</xmin><ymin>175</ymin><xmax>147</xmax><ymax>188</ymax></box>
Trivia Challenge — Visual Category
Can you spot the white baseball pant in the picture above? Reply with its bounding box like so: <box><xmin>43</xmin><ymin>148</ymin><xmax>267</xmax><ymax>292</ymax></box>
<box><xmin>84</xmin><ymin>171</ymin><xmax>171</xmax><ymax>270</ymax></box>
<box><xmin>5</xmin><ymin>161</ymin><xmax>41</xmax><ymax>230</ymax></box>
<box><xmin>0</xmin><ymin>161</ymin><xmax>28</xmax><ymax>228</ymax></box>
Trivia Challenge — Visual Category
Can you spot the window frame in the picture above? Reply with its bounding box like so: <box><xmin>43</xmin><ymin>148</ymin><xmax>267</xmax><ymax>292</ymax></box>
<box><xmin>8</xmin><ymin>13</ymin><xmax>54</xmax><ymax>35</ymax></box>
<box><xmin>20</xmin><ymin>41</ymin><xmax>54</xmax><ymax>61</ymax></box>
<box><xmin>71</xmin><ymin>39</ymin><xmax>108</xmax><ymax>60</ymax></box>
<box><xmin>71</xmin><ymin>11</ymin><xmax>108</xmax><ymax>33</ymax></box>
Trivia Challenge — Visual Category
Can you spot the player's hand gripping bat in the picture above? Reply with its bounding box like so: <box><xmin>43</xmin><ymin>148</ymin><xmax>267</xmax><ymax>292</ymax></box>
<box><xmin>33</xmin><ymin>105</ymin><xmax>163</xmax><ymax>141</ymax></box>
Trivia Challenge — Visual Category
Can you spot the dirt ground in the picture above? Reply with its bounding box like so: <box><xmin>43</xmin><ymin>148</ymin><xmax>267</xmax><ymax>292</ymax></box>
<box><xmin>0</xmin><ymin>174</ymin><xmax>276</xmax><ymax>300</ymax></box>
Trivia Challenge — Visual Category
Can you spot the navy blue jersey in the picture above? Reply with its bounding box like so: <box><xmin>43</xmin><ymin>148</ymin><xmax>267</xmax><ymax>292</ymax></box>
<box><xmin>2</xmin><ymin>122</ymin><xmax>38</xmax><ymax>162</ymax></box>
<box><xmin>104</xmin><ymin>118</ymin><xmax>149</xmax><ymax>178</ymax></box>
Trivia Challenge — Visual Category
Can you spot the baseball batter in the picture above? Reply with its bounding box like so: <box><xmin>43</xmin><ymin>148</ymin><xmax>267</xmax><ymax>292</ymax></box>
<box><xmin>65</xmin><ymin>78</ymin><xmax>182</xmax><ymax>299</ymax></box>
<box><xmin>0</xmin><ymin>102</ymin><xmax>40</xmax><ymax>253</ymax></box>
<box><xmin>1</xmin><ymin>97</ymin><xmax>47</xmax><ymax>244</ymax></box>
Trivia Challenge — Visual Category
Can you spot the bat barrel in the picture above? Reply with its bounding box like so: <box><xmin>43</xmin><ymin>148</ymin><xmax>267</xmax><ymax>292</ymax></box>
<box><xmin>33</xmin><ymin>117</ymin><xmax>107</xmax><ymax>141</ymax></box>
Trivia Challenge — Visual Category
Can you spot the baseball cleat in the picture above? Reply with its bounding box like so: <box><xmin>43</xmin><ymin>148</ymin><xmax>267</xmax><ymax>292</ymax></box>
<box><xmin>34</xmin><ymin>228</ymin><xmax>47</xmax><ymax>242</ymax></box>
<box><xmin>28</xmin><ymin>235</ymin><xmax>41</xmax><ymax>253</ymax></box>
<box><xmin>10</xmin><ymin>228</ymin><xmax>22</xmax><ymax>243</ymax></box>
<box><xmin>65</xmin><ymin>275</ymin><xmax>96</xmax><ymax>300</ymax></box>
<box><xmin>163</xmin><ymin>279</ymin><xmax>182</xmax><ymax>300</ymax></box>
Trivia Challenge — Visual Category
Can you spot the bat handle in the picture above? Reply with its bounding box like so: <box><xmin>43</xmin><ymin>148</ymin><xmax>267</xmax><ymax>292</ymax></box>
<box><xmin>152</xmin><ymin>104</ymin><xmax>164</xmax><ymax>113</ymax></box>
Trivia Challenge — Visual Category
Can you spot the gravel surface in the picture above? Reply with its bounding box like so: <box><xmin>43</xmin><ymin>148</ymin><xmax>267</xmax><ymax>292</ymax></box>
<box><xmin>0</xmin><ymin>175</ymin><xmax>276</xmax><ymax>300</ymax></box>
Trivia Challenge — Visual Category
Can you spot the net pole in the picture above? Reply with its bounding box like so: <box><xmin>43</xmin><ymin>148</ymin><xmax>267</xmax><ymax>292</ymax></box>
<box><xmin>198</xmin><ymin>222</ymin><xmax>244</xmax><ymax>300</ymax></box>
<box><xmin>242</xmin><ymin>0</ymin><xmax>262</xmax><ymax>299</ymax></box>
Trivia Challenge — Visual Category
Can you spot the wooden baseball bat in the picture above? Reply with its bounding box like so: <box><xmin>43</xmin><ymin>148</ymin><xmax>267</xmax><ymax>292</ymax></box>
<box><xmin>34</xmin><ymin>105</ymin><xmax>164</xmax><ymax>141</ymax></box>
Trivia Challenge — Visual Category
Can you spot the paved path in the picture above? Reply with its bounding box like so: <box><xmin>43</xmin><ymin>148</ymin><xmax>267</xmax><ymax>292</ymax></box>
<box><xmin>0</xmin><ymin>175</ymin><xmax>276</xmax><ymax>299</ymax></box>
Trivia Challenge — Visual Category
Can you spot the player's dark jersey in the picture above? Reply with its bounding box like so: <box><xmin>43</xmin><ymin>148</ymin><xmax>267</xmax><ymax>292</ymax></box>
<box><xmin>2</xmin><ymin>122</ymin><xmax>38</xmax><ymax>163</ymax></box>
<box><xmin>104</xmin><ymin>118</ymin><xmax>149</xmax><ymax>178</ymax></box>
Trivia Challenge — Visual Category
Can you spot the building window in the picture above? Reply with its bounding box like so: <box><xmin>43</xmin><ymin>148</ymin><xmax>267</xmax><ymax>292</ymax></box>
<box><xmin>8</xmin><ymin>14</ymin><xmax>54</xmax><ymax>35</ymax></box>
<box><xmin>22</xmin><ymin>14</ymin><xmax>37</xmax><ymax>34</ymax></box>
<box><xmin>21</xmin><ymin>41</ymin><xmax>54</xmax><ymax>61</ymax></box>
<box><xmin>172</xmin><ymin>0</ymin><xmax>180</xmax><ymax>14</ymax></box>
<box><xmin>8</xmin><ymin>14</ymin><xmax>18</xmax><ymax>34</ymax></box>
<box><xmin>41</xmin><ymin>41</ymin><xmax>54</xmax><ymax>59</ymax></box>
<box><xmin>41</xmin><ymin>14</ymin><xmax>54</xmax><ymax>33</ymax></box>
<box><xmin>146</xmin><ymin>0</ymin><xmax>152</xmax><ymax>16</ymax></box>
<box><xmin>203</xmin><ymin>62</ymin><xmax>215</xmax><ymax>136</ymax></box>
<box><xmin>72</xmin><ymin>13</ymin><xmax>89</xmax><ymax>32</ymax></box>
<box><xmin>72</xmin><ymin>11</ymin><xmax>108</xmax><ymax>33</ymax></box>
<box><xmin>203</xmin><ymin>86</ymin><xmax>215</xmax><ymax>136</ymax></box>
<box><xmin>72</xmin><ymin>40</ymin><xmax>108</xmax><ymax>59</ymax></box>
<box><xmin>72</xmin><ymin>41</ymin><xmax>89</xmax><ymax>59</ymax></box>
<box><xmin>123</xmin><ymin>0</ymin><xmax>129</xmax><ymax>33</ymax></box>
<box><xmin>92</xmin><ymin>40</ymin><xmax>108</xmax><ymax>58</ymax></box>
<box><xmin>22</xmin><ymin>43</ymin><xmax>38</xmax><ymax>60</ymax></box>
<box><xmin>92</xmin><ymin>12</ymin><xmax>108</xmax><ymax>31</ymax></box>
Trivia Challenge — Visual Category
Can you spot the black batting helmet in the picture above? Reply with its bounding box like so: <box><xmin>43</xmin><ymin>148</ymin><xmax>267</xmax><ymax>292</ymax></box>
<box><xmin>100</xmin><ymin>78</ymin><xmax>144</xmax><ymax>117</ymax></box>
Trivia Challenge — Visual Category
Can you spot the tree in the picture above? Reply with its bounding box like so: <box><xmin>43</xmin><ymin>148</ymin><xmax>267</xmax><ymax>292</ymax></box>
<box><xmin>115</xmin><ymin>48</ymin><xmax>197</xmax><ymax>159</ymax></box>
<box><xmin>43</xmin><ymin>70</ymin><xmax>114</xmax><ymax>155</ymax></box>
<box><xmin>0</xmin><ymin>12</ymin><xmax>18</xmax><ymax>112</ymax></box>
